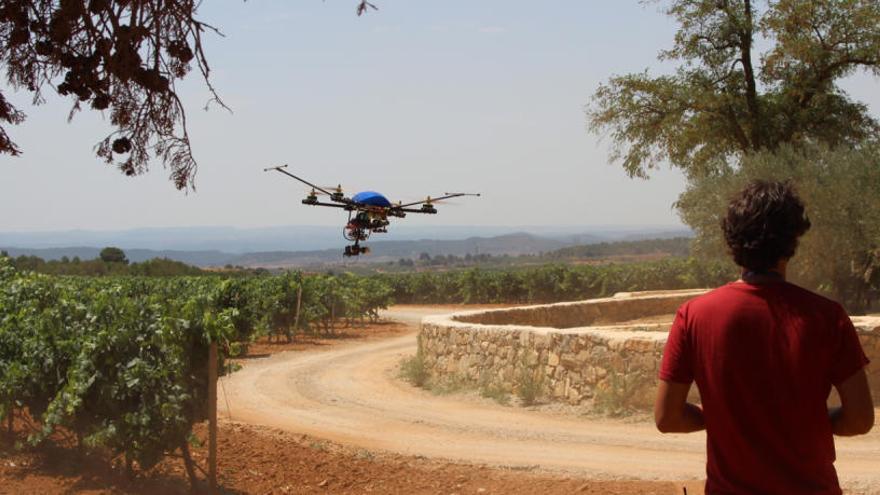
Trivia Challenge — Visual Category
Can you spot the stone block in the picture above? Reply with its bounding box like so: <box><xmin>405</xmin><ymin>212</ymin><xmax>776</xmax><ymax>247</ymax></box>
<box><xmin>553</xmin><ymin>380</ymin><xmax>566</xmax><ymax>398</ymax></box>
<box><xmin>526</xmin><ymin>350</ymin><xmax>539</xmax><ymax>367</ymax></box>
<box><xmin>560</xmin><ymin>335</ymin><xmax>573</xmax><ymax>352</ymax></box>
<box><xmin>560</xmin><ymin>353</ymin><xmax>579</xmax><ymax>369</ymax></box>
<box><xmin>608</xmin><ymin>339</ymin><xmax>625</xmax><ymax>352</ymax></box>
<box><xmin>589</xmin><ymin>346</ymin><xmax>608</xmax><ymax>362</ymax></box>
<box><xmin>445</xmin><ymin>359</ymin><xmax>458</xmax><ymax>373</ymax></box>
<box><xmin>624</xmin><ymin>338</ymin><xmax>656</xmax><ymax>353</ymax></box>
<box><xmin>534</xmin><ymin>333</ymin><xmax>551</xmax><ymax>350</ymax></box>
<box><xmin>503</xmin><ymin>365</ymin><xmax>515</xmax><ymax>382</ymax></box>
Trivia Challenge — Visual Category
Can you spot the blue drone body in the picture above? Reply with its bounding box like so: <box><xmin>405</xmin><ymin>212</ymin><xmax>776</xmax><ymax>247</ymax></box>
<box><xmin>351</xmin><ymin>191</ymin><xmax>393</xmax><ymax>208</ymax></box>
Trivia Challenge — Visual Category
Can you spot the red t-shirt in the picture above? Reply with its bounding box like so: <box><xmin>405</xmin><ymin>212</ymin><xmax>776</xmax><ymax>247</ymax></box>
<box><xmin>659</xmin><ymin>281</ymin><xmax>869</xmax><ymax>495</ymax></box>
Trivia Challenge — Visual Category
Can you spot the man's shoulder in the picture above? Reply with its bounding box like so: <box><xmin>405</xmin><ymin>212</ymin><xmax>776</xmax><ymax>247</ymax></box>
<box><xmin>680</xmin><ymin>282</ymin><xmax>845</xmax><ymax>316</ymax></box>
<box><xmin>678</xmin><ymin>283</ymin><xmax>739</xmax><ymax>308</ymax></box>
<box><xmin>780</xmin><ymin>282</ymin><xmax>846</xmax><ymax>308</ymax></box>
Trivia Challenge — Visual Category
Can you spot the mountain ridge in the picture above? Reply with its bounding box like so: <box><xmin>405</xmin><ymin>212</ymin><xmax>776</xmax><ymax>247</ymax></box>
<box><xmin>2</xmin><ymin>228</ymin><xmax>691</xmax><ymax>268</ymax></box>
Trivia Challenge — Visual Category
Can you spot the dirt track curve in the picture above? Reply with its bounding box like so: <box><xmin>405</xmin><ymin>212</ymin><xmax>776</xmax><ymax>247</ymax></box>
<box><xmin>220</xmin><ymin>306</ymin><xmax>880</xmax><ymax>494</ymax></box>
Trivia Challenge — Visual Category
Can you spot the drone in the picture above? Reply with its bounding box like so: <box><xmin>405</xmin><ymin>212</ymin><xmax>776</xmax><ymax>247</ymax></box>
<box><xmin>265</xmin><ymin>165</ymin><xmax>480</xmax><ymax>257</ymax></box>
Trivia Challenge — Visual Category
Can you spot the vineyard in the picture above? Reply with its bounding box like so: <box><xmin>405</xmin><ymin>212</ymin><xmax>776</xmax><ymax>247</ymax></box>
<box><xmin>0</xmin><ymin>258</ymin><xmax>393</xmax><ymax>487</ymax></box>
<box><xmin>0</xmin><ymin>256</ymin><xmax>737</xmax><ymax>487</ymax></box>
<box><xmin>380</xmin><ymin>258</ymin><xmax>738</xmax><ymax>304</ymax></box>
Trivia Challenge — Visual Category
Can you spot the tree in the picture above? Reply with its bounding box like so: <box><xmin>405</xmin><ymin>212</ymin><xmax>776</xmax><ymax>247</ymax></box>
<box><xmin>589</xmin><ymin>0</ymin><xmax>880</xmax><ymax>179</ymax></box>
<box><xmin>1</xmin><ymin>1</ymin><xmax>377</xmax><ymax>189</ymax></box>
<box><xmin>677</xmin><ymin>143</ymin><xmax>880</xmax><ymax>311</ymax></box>
<box><xmin>99</xmin><ymin>246</ymin><xmax>128</xmax><ymax>264</ymax></box>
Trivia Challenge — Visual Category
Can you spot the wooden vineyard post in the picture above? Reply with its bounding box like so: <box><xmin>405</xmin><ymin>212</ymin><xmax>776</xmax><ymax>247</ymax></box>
<box><xmin>7</xmin><ymin>405</ymin><xmax>13</xmax><ymax>439</ymax></box>
<box><xmin>208</xmin><ymin>341</ymin><xmax>218</xmax><ymax>494</ymax></box>
<box><xmin>293</xmin><ymin>286</ymin><xmax>303</xmax><ymax>337</ymax></box>
<box><xmin>330</xmin><ymin>293</ymin><xmax>336</xmax><ymax>333</ymax></box>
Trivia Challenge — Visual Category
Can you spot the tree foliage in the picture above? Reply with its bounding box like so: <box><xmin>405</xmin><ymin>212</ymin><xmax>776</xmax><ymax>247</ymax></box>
<box><xmin>0</xmin><ymin>0</ymin><xmax>228</xmax><ymax>188</ymax></box>
<box><xmin>677</xmin><ymin>143</ymin><xmax>880</xmax><ymax>311</ymax></box>
<box><xmin>589</xmin><ymin>0</ymin><xmax>880</xmax><ymax>178</ymax></box>
<box><xmin>0</xmin><ymin>1</ymin><xmax>377</xmax><ymax>189</ymax></box>
<box><xmin>98</xmin><ymin>246</ymin><xmax>128</xmax><ymax>264</ymax></box>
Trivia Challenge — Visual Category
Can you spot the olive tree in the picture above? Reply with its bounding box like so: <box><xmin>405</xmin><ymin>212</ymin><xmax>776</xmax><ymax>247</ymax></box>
<box><xmin>589</xmin><ymin>0</ymin><xmax>880</xmax><ymax>179</ymax></box>
<box><xmin>589</xmin><ymin>1</ymin><xmax>880</xmax><ymax>309</ymax></box>
<box><xmin>677</xmin><ymin>143</ymin><xmax>880</xmax><ymax>311</ymax></box>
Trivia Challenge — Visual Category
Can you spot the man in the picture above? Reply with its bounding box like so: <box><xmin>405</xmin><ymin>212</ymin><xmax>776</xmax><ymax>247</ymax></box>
<box><xmin>655</xmin><ymin>180</ymin><xmax>874</xmax><ymax>494</ymax></box>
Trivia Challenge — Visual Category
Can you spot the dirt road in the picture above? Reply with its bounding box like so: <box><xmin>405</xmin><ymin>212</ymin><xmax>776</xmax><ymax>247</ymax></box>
<box><xmin>220</xmin><ymin>306</ymin><xmax>880</xmax><ymax>494</ymax></box>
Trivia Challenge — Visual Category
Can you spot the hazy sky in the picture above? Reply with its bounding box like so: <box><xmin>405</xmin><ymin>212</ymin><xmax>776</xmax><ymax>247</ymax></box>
<box><xmin>1</xmin><ymin>1</ymin><xmax>878</xmax><ymax>232</ymax></box>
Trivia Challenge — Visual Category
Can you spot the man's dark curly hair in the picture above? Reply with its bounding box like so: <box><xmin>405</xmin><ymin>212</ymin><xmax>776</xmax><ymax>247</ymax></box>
<box><xmin>722</xmin><ymin>180</ymin><xmax>811</xmax><ymax>272</ymax></box>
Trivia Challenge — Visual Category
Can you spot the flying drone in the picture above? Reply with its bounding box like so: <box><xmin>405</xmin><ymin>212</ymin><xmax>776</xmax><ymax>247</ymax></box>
<box><xmin>265</xmin><ymin>165</ymin><xmax>480</xmax><ymax>257</ymax></box>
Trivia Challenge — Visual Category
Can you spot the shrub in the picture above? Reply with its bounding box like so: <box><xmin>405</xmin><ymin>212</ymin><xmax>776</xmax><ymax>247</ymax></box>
<box><xmin>515</xmin><ymin>364</ymin><xmax>544</xmax><ymax>406</ymax></box>
<box><xmin>398</xmin><ymin>354</ymin><xmax>429</xmax><ymax>388</ymax></box>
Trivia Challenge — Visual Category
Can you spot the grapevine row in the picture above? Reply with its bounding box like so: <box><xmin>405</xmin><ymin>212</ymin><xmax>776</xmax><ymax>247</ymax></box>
<box><xmin>379</xmin><ymin>258</ymin><xmax>737</xmax><ymax>304</ymax></box>
<box><xmin>0</xmin><ymin>260</ymin><xmax>394</xmax><ymax>481</ymax></box>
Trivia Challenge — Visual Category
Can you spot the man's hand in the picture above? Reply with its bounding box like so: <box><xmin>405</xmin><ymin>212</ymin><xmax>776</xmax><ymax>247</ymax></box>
<box><xmin>830</xmin><ymin>368</ymin><xmax>874</xmax><ymax>436</ymax></box>
<box><xmin>654</xmin><ymin>380</ymin><xmax>706</xmax><ymax>433</ymax></box>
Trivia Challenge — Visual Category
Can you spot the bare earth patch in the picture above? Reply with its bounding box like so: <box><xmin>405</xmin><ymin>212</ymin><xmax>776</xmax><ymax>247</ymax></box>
<box><xmin>241</xmin><ymin>320</ymin><xmax>411</xmax><ymax>359</ymax></box>
<box><xmin>0</xmin><ymin>419</ymin><xmax>702</xmax><ymax>494</ymax></box>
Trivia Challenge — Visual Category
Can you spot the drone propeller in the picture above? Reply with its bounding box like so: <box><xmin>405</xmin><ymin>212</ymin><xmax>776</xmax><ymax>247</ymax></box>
<box><xmin>319</xmin><ymin>184</ymin><xmax>346</xmax><ymax>195</ymax></box>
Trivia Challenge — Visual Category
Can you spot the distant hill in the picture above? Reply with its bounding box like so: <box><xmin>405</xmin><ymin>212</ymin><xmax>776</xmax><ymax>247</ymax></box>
<box><xmin>547</xmin><ymin>237</ymin><xmax>692</xmax><ymax>259</ymax></box>
<box><xmin>0</xmin><ymin>225</ymin><xmax>689</xmax><ymax>253</ymax></box>
<box><xmin>225</xmin><ymin>232</ymin><xmax>584</xmax><ymax>268</ymax></box>
<box><xmin>2</xmin><ymin>227</ymin><xmax>692</xmax><ymax>269</ymax></box>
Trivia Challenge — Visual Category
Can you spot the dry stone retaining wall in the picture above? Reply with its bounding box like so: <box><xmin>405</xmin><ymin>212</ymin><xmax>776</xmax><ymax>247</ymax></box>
<box><xmin>418</xmin><ymin>290</ymin><xmax>880</xmax><ymax>410</ymax></box>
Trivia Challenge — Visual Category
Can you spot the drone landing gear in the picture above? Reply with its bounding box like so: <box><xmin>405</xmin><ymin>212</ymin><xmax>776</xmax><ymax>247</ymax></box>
<box><xmin>343</xmin><ymin>211</ymin><xmax>377</xmax><ymax>257</ymax></box>
<box><xmin>344</xmin><ymin>241</ymin><xmax>370</xmax><ymax>257</ymax></box>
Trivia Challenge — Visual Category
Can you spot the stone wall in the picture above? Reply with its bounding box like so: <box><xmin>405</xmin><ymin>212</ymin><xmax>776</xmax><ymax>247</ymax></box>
<box><xmin>452</xmin><ymin>290</ymin><xmax>703</xmax><ymax>328</ymax></box>
<box><xmin>418</xmin><ymin>290</ymin><xmax>880</xmax><ymax>411</ymax></box>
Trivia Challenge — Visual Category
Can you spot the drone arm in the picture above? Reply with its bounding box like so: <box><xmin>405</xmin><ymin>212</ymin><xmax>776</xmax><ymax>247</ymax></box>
<box><xmin>264</xmin><ymin>165</ymin><xmax>336</xmax><ymax>197</ymax></box>
<box><xmin>435</xmin><ymin>192</ymin><xmax>481</xmax><ymax>202</ymax></box>
<box><xmin>305</xmin><ymin>201</ymin><xmax>351</xmax><ymax>210</ymax></box>
<box><xmin>394</xmin><ymin>192</ymin><xmax>481</xmax><ymax>209</ymax></box>
<box><xmin>397</xmin><ymin>207</ymin><xmax>437</xmax><ymax>214</ymax></box>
